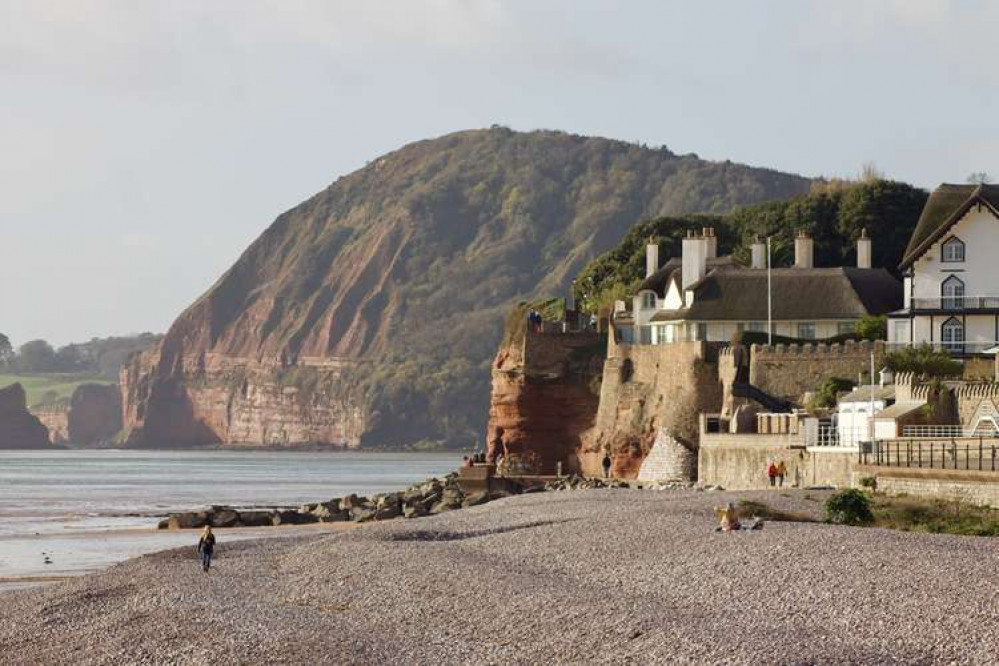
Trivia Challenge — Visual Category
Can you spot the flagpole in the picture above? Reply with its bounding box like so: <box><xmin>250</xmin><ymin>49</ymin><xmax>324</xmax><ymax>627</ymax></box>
<box><xmin>767</xmin><ymin>236</ymin><xmax>773</xmax><ymax>345</ymax></box>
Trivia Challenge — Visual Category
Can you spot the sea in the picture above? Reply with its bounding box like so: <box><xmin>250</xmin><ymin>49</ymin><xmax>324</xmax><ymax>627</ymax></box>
<box><xmin>0</xmin><ymin>449</ymin><xmax>458</xmax><ymax>591</ymax></box>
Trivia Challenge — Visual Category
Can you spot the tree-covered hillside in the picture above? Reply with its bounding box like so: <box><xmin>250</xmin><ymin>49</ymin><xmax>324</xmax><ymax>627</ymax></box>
<box><xmin>574</xmin><ymin>179</ymin><xmax>928</xmax><ymax>313</ymax></box>
<box><xmin>130</xmin><ymin>127</ymin><xmax>813</xmax><ymax>449</ymax></box>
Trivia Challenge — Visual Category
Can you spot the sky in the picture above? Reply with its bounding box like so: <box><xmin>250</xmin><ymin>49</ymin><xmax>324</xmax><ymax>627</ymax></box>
<box><xmin>2</xmin><ymin>0</ymin><xmax>997</xmax><ymax>346</ymax></box>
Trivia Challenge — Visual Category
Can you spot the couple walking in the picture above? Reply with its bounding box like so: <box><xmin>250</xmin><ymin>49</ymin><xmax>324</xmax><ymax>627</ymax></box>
<box><xmin>767</xmin><ymin>460</ymin><xmax>787</xmax><ymax>487</ymax></box>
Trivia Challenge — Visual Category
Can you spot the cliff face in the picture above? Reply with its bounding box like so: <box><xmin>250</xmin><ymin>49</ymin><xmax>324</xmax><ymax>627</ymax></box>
<box><xmin>121</xmin><ymin>128</ymin><xmax>810</xmax><ymax>448</ymax></box>
<box><xmin>0</xmin><ymin>383</ymin><xmax>52</xmax><ymax>449</ymax></box>
<box><xmin>485</xmin><ymin>325</ymin><xmax>605</xmax><ymax>475</ymax></box>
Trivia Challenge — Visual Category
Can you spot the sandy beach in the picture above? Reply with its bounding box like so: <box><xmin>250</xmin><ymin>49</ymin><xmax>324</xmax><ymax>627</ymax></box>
<box><xmin>1</xmin><ymin>488</ymin><xmax>996</xmax><ymax>665</ymax></box>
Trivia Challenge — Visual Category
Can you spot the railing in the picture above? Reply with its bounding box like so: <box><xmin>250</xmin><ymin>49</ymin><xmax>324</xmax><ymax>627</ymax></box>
<box><xmin>887</xmin><ymin>341</ymin><xmax>998</xmax><ymax>355</ymax></box>
<box><xmin>901</xmin><ymin>425</ymin><xmax>967</xmax><ymax>439</ymax></box>
<box><xmin>859</xmin><ymin>438</ymin><xmax>999</xmax><ymax>472</ymax></box>
<box><xmin>808</xmin><ymin>424</ymin><xmax>869</xmax><ymax>447</ymax></box>
<box><xmin>910</xmin><ymin>296</ymin><xmax>999</xmax><ymax>311</ymax></box>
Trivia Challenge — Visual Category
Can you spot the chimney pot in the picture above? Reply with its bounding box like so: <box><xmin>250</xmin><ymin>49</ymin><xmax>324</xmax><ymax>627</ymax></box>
<box><xmin>645</xmin><ymin>241</ymin><xmax>660</xmax><ymax>278</ymax></box>
<box><xmin>751</xmin><ymin>237</ymin><xmax>766</xmax><ymax>270</ymax></box>
<box><xmin>857</xmin><ymin>228</ymin><xmax>872</xmax><ymax>269</ymax></box>
<box><xmin>794</xmin><ymin>230</ymin><xmax>814</xmax><ymax>269</ymax></box>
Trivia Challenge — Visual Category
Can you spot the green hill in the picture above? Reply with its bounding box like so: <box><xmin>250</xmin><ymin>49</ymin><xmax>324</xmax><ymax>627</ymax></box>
<box><xmin>123</xmin><ymin>127</ymin><xmax>812</xmax><ymax>449</ymax></box>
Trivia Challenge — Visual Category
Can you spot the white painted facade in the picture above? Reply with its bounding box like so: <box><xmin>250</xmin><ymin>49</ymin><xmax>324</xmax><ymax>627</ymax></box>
<box><xmin>889</xmin><ymin>206</ymin><xmax>999</xmax><ymax>354</ymax></box>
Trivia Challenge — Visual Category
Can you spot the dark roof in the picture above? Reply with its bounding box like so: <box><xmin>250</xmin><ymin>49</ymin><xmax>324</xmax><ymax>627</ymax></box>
<box><xmin>638</xmin><ymin>256</ymin><xmax>740</xmax><ymax>296</ymax></box>
<box><xmin>900</xmin><ymin>184</ymin><xmax>999</xmax><ymax>269</ymax></box>
<box><xmin>649</xmin><ymin>267</ymin><xmax>901</xmax><ymax>322</ymax></box>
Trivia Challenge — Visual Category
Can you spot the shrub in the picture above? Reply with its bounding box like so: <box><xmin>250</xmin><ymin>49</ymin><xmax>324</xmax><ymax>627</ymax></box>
<box><xmin>855</xmin><ymin>315</ymin><xmax>887</xmax><ymax>341</ymax></box>
<box><xmin>809</xmin><ymin>376</ymin><xmax>855</xmax><ymax>410</ymax></box>
<box><xmin>884</xmin><ymin>344</ymin><xmax>962</xmax><ymax>378</ymax></box>
<box><xmin>824</xmin><ymin>489</ymin><xmax>874</xmax><ymax>526</ymax></box>
<box><xmin>859</xmin><ymin>476</ymin><xmax>877</xmax><ymax>490</ymax></box>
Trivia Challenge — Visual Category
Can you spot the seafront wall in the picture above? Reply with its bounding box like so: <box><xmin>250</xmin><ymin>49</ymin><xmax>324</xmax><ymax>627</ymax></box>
<box><xmin>698</xmin><ymin>434</ymin><xmax>854</xmax><ymax>489</ymax></box>
<box><xmin>857</xmin><ymin>466</ymin><xmax>999</xmax><ymax>508</ymax></box>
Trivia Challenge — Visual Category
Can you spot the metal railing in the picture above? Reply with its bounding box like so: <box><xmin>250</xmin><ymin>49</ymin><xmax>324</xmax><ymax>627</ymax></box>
<box><xmin>808</xmin><ymin>424</ymin><xmax>869</xmax><ymax>448</ymax></box>
<box><xmin>910</xmin><ymin>296</ymin><xmax>999</xmax><ymax>311</ymax></box>
<box><xmin>859</xmin><ymin>438</ymin><xmax>999</xmax><ymax>472</ymax></box>
<box><xmin>901</xmin><ymin>425</ymin><xmax>968</xmax><ymax>439</ymax></box>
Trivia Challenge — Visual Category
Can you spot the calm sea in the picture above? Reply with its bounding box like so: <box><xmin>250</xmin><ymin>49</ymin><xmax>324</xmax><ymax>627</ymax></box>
<box><xmin>0</xmin><ymin>450</ymin><xmax>458</xmax><ymax>587</ymax></box>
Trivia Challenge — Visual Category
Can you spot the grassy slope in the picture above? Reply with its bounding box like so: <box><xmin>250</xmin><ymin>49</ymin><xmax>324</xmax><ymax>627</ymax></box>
<box><xmin>0</xmin><ymin>373</ymin><xmax>114</xmax><ymax>408</ymax></box>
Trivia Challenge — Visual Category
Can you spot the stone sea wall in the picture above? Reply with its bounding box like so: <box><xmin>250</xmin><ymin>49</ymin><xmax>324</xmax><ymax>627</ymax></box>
<box><xmin>748</xmin><ymin>341</ymin><xmax>886</xmax><ymax>403</ymax></box>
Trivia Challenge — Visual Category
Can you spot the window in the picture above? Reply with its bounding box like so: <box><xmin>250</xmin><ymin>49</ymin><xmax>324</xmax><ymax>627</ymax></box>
<box><xmin>941</xmin><ymin>317</ymin><xmax>964</xmax><ymax>353</ymax></box>
<box><xmin>747</xmin><ymin>321</ymin><xmax>766</xmax><ymax>332</ymax></box>
<box><xmin>837</xmin><ymin>321</ymin><xmax>855</xmax><ymax>335</ymax></box>
<box><xmin>797</xmin><ymin>322</ymin><xmax>816</xmax><ymax>339</ymax></box>
<box><xmin>640</xmin><ymin>291</ymin><xmax>656</xmax><ymax>310</ymax></box>
<box><xmin>696</xmin><ymin>323</ymin><xmax>708</xmax><ymax>341</ymax></box>
<box><xmin>942</xmin><ymin>275</ymin><xmax>965</xmax><ymax>309</ymax></box>
<box><xmin>942</xmin><ymin>236</ymin><xmax>965</xmax><ymax>263</ymax></box>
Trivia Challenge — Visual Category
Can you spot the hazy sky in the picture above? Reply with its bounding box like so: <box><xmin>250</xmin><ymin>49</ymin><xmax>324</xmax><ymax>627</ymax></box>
<box><xmin>3</xmin><ymin>0</ymin><xmax>997</xmax><ymax>346</ymax></box>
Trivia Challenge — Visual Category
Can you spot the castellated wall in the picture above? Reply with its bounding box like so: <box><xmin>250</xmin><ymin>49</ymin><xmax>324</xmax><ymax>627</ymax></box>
<box><xmin>748</xmin><ymin>341</ymin><xmax>886</xmax><ymax>403</ymax></box>
<box><xmin>582</xmin><ymin>340</ymin><xmax>724</xmax><ymax>479</ymax></box>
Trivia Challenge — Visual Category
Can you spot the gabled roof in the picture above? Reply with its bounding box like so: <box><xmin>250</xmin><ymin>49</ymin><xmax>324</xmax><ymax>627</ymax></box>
<box><xmin>637</xmin><ymin>256</ymin><xmax>740</xmax><ymax>296</ymax></box>
<box><xmin>648</xmin><ymin>267</ymin><xmax>901</xmax><ymax>322</ymax></box>
<box><xmin>899</xmin><ymin>184</ymin><xmax>999</xmax><ymax>269</ymax></box>
<box><xmin>839</xmin><ymin>385</ymin><xmax>895</xmax><ymax>403</ymax></box>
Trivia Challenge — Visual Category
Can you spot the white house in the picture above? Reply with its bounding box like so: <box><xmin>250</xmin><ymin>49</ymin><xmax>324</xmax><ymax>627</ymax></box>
<box><xmin>835</xmin><ymin>384</ymin><xmax>895</xmax><ymax>446</ymax></box>
<box><xmin>624</xmin><ymin>227</ymin><xmax>901</xmax><ymax>345</ymax></box>
<box><xmin>889</xmin><ymin>184</ymin><xmax>999</xmax><ymax>356</ymax></box>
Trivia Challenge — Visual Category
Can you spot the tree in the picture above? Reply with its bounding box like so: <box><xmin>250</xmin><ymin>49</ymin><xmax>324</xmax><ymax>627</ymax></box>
<box><xmin>967</xmin><ymin>172</ymin><xmax>992</xmax><ymax>185</ymax></box>
<box><xmin>854</xmin><ymin>315</ymin><xmax>887</xmax><ymax>341</ymax></box>
<box><xmin>16</xmin><ymin>339</ymin><xmax>57</xmax><ymax>373</ymax></box>
<box><xmin>884</xmin><ymin>344</ymin><xmax>962</xmax><ymax>378</ymax></box>
<box><xmin>0</xmin><ymin>333</ymin><xmax>12</xmax><ymax>368</ymax></box>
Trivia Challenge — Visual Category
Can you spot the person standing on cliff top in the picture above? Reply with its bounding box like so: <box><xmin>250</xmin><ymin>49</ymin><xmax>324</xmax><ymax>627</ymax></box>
<box><xmin>601</xmin><ymin>452</ymin><xmax>612</xmax><ymax>479</ymax></box>
<box><xmin>197</xmin><ymin>525</ymin><xmax>216</xmax><ymax>572</ymax></box>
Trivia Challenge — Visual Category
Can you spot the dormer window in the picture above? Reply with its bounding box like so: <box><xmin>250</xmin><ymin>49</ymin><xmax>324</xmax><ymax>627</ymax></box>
<box><xmin>640</xmin><ymin>291</ymin><xmax>656</xmax><ymax>310</ymax></box>
<box><xmin>942</xmin><ymin>236</ymin><xmax>965</xmax><ymax>262</ymax></box>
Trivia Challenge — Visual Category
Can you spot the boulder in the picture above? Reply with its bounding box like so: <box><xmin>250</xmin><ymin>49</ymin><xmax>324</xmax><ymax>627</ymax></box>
<box><xmin>168</xmin><ymin>511</ymin><xmax>209</xmax><ymax>529</ymax></box>
<box><xmin>374</xmin><ymin>504</ymin><xmax>401</xmax><ymax>521</ymax></box>
<box><xmin>157</xmin><ymin>518</ymin><xmax>171</xmax><ymax>530</ymax></box>
<box><xmin>210</xmin><ymin>508</ymin><xmax>240</xmax><ymax>528</ymax></box>
<box><xmin>350</xmin><ymin>507</ymin><xmax>376</xmax><ymax>523</ymax></box>
<box><xmin>238</xmin><ymin>510</ymin><xmax>275</xmax><ymax>527</ymax></box>
<box><xmin>429</xmin><ymin>501</ymin><xmax>454</xmax><ymax>515</ymax></box>
<box><xmin>272</xmin><ymin>510</ymin><xmax>317</xmax><ymax>526</ymax></box>
<box><xmin>462</xmin><ymin>491</ymin><xmax>489</xmax><ymax>507</ymax></box>
<box><xmin>402</xmin><ymin>503</ymin><xmax>426</xmax><ymax>519</ymax></box>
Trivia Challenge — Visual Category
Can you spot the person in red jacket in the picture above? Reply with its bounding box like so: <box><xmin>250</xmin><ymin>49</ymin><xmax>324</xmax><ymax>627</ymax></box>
<box><xmin>766</xmin><ymin>461</ymin><xmax>778</xmax><ymax>487</ymax></box>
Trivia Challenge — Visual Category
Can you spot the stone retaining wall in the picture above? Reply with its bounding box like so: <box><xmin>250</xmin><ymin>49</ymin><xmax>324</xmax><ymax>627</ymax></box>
<box><xmin>857</xmin><ymin>466</ymin><xmax>999</xmax><ymax>508</ymax></box>
<box><xmin>698</xmin><ymin>433</ymin><xmax>854</xmax><ymax>489</ymax></box>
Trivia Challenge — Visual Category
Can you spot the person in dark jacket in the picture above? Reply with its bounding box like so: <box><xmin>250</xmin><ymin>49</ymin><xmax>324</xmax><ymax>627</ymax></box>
<box><xmin>197</xmin><ymin>525</ymin><xmax>216</xmax><ymax>572</ymax></box>
<box><xmin>601</xmin><ymin>452</ymin><xmax>612</xmax><ymax>479</ymax></box>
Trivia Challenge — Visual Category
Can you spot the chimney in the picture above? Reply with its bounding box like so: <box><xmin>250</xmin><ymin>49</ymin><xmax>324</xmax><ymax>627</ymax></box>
<box><xmin>682</xmin><ymin>230</ymin><xmax>707</xmax><ymax>291</ymax></box>
<box><xmin>645</xmin><ymin>238</ymin><xmax>659</xmax><ymax>278</ymax></box>
<box><xmin>703</xmin><ymin>227</ymin><xmax>718</xmax><ymax>259</ymax></box>
<box><xmin>751</xmin><ymin>236</ymin><xmax>766</xmax><ymax>270</ymax></box>
<box><xmin>794</xmin><ymin>229</ymin><xmax>814</xmax><ymax>269</ymax></box>
<box><xmin>857</xmin><ymin>228</ymin><xmax>872</xmax><ymax>269</ymax></box>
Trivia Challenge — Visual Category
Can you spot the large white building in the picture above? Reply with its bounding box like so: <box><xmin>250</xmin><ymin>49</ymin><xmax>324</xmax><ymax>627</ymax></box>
<box><xmin>621</xmin><ymin>227</ymin><xmax>901</xmax><ymax>345</ymax></box>
<box><xmin>889</xmin><ymin>184</ymin><xmax>999</xmax><ymax>356</ymax></box>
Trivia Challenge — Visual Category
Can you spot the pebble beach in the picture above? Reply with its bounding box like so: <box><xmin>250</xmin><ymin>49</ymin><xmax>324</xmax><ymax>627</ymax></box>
<box><xmin>1</xmin><ymin>488</ymin><xmax>996</xmax><ymax>665</ymax></box>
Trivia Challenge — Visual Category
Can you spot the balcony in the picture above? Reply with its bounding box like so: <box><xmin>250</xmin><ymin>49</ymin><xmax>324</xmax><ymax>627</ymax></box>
<box><xmin>910</xmin><ymin>296</ymin><xmax>999</xmax><ymax>313</ymax></box>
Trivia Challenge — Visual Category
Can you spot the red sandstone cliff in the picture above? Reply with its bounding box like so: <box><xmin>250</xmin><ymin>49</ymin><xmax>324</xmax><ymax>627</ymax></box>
<box><xmin>0</xmin><ymin>383</ymin><xmax>52</xmax><ymax>449</ymax></box>
<box><xmin>485</xmin><ymin>322</ymin><xmax>605</xmax><ymax>475</ymax></box>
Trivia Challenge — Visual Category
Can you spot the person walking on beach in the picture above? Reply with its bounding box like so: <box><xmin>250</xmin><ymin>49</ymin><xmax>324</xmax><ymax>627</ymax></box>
<box><xmin>776</xmin><ymin>460</ymin><xmax>787</xmax><ymax>488</ymax></box>
<box><xmin>766</xmin><ymin>461</ymin><xmax>778</xmax><ymax>488</ymax></box>
<box><xmin>602</xmin><ymin>452</ymin><xmax>612</xmax><ymax>479</ymax></box>
<box><xmin>197</xmin><ymin>525</ymin><xmax>216</xmax><ymax>572</ymax></box>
